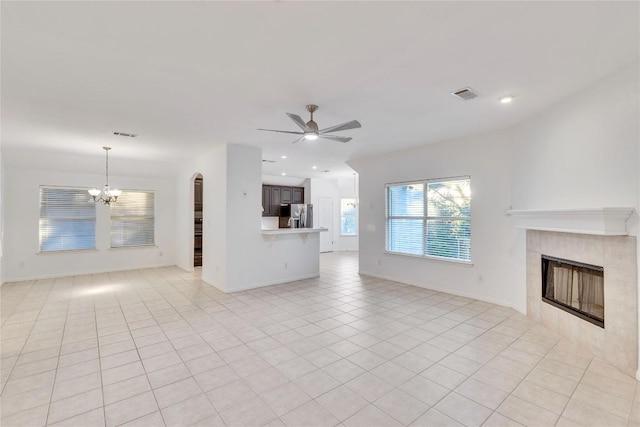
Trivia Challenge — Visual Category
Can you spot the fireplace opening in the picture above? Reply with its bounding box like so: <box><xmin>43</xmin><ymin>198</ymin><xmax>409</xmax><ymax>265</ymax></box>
<box><xmin>541</xmin><ymin>255</ymin><xmax>604</xmax><ymax>328</ymax></box>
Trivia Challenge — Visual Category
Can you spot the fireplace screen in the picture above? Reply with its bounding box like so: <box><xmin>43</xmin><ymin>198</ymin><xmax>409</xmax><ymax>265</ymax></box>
<box><xmin>541</xmin><ymin>255</ymin><xmax>604</xmax><ymax>328</ymax></box>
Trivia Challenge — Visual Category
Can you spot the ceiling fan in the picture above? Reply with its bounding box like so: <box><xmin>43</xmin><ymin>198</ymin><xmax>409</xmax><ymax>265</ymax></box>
<box><xmin>258</xmin><ymin>104</ymin><xmax>361</xmax><ymax>144</ymax></box>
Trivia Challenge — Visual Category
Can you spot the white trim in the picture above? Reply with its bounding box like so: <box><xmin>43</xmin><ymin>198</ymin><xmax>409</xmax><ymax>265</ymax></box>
<box><xmin>1</xmin><ymin>263</ymin><xmax>176</xmax><ymax>284</ymax></box>
<box><xmin>506</xmin><ymin>207</ymin><xmax>635</xmax><ymax>235</ymax></box>
<box><xmin>359</xmin><ymin>270</ymin><xmax>524</xmax><ymax>314</ymax></box>
<box><xmin>384</xmin><ymin>250</ymin><xmax>474</xmax><ymax>266</ymax></box>
<box><xmin>202</xmin><ymin>273</ymin><xmax>321</xmax><ymax>293</ymax></box>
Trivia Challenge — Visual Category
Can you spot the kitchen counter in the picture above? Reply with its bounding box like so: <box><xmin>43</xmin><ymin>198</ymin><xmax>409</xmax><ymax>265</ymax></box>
<box><xmin>261</xmin><ymin>228</ymin><xmax>328</xmax><ymax>235</ymax></box>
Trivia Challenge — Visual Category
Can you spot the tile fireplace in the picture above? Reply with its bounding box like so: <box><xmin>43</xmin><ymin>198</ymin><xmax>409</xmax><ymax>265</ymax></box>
<box><xmin>526</xmin><ymin>230</ymin><xmax>637</xmax><ymax>376</ymax></box>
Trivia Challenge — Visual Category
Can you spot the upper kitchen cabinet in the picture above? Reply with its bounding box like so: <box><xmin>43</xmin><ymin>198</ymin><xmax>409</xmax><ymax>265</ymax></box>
<box><xmin>281</xmin><ymin>187</ymin><xmax>292</xmax><ymax>204</ymax></box>
<box><xmin>262</xmin><ymin>185</ymin><xmax>304</xmax><ymax>217</ymax></box>
<box><xmin>262</xmin><ymin>186</ymin><xmax>271</xmax><ymax>216</ymax></box>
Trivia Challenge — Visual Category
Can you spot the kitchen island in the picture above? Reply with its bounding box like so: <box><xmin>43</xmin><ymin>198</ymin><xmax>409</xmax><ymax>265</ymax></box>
<box><xmin>227</xmin><ymin>227</ymin><xmax>327</xmax><ymax>292</ymax></box>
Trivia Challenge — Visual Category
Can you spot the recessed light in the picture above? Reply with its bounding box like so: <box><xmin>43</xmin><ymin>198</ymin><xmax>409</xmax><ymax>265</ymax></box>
<box><xmin>281</xmin><ymin>172</ymin><xmax>286</xmax><ymax>176</ymax></box>
<box><xmin>281</xmin><ymin>155</ymin><xmax>287</xmax><ymax>159</ymax></box>
<box><xmin>500</xmin><ymin>95</ymin><xmax>515</xmax><ymax>104</ymax></box>
<box><xmin>312</xmin><ymin>165</ymin><xmax>317</xmax><ymax>170</ymax></box>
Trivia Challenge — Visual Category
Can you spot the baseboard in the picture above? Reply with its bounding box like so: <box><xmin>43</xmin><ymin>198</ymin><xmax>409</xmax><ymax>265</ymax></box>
<box><xmin>358</xmin><ymin>270</ymin><xmax>521</xmax><ymax>313</ymax></box>
<box><xmin>2</xmin><ymin>263</ymin><xmax>177</xmax><ymax>283</ymax></box>
<box><xmin>203</xmin><ymin>273</ymin><xmax>321</xmax><ymax>294</ymax></box>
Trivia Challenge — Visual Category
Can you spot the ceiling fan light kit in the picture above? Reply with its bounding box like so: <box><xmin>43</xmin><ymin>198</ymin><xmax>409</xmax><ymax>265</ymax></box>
<box><xmin>258</xmin><ymin>104</ymin><xmax>361</xmax><ymax>144</ymax></box>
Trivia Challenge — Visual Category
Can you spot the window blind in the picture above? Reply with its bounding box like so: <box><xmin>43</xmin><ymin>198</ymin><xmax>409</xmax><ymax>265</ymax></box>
<box><xmin>386</xmin><ymin>177</ymin><xmax>471</xmax><ymax>261</ymax></box>
<box><xmin>39</xmin><ymin>187</ymin><xmax>96</xmax><ymax>252</ymax></box>
<box><xmin>110</xmin><ymin>190</ymin><xmax>155</xmax><ymax>248</ymax></box>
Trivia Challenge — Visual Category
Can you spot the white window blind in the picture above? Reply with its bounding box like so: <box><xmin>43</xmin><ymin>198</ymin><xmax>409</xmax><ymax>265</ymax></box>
<box><xmin>110</xmin><ymin>190</ymin><xmax>155</xmax><ymax>248</ymax></box>
<box><xmin>386</xmin><ymin>177</ymin><xmax>471</xmax><ymax>262</ymax></box>
<box><xmin>340</xmin><ymin>199</ymin><xmax>357</xmax><ymax>236</ymax></box>
<box><xmin>39</xmin><ymin>187</ymin><xmax>96</xmax><ymax>252</ymax></box>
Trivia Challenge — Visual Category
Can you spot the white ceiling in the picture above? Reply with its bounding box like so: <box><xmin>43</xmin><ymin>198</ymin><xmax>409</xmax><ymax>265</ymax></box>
<box><xmin>2</xmin><ymin>1</ymin><xmax>638</xmax><ymax>179</ymax></box>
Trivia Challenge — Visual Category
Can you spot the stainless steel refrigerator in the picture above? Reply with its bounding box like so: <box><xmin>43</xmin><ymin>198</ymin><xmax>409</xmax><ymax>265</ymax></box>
<box><xmin>289</xmin><ymin>204</ymin><xmax>313</xmax><ymax>228</ymax></box>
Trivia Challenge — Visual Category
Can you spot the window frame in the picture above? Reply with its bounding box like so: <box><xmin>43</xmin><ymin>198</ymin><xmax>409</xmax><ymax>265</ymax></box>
<box><xmin>340</xmin><ymin>198</ymin><xmax>358</xmax><ymax>237</ymax></box>
<box><xmin>385</xmin><ymin>176</ymin><xmax>471</xmax><ymax>264</ymax></box>
<box><xmin>39</xmin><ymin>186</ymin><xmax>97</xmax><ymax>253</ymax></box>
<box><xmin>109</xmin><ymin>189</ymin><xmax>156</xmax><ymax>249</ymax></box>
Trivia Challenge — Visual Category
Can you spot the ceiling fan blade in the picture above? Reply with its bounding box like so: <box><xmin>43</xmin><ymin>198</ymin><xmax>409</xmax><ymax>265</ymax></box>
<box><xmin>319</xmin><ymin>134</ymin><xmax>352</xmax><ymax>143</ymax></box>
<box><xmin>291</xmin><ymin>136</ymin><xmax>305</xmax><ymax>144</ymax></box>
<box><xmin>257</xmin><ymin>128</ymin><xmax>304</xmax><ymax>135</ymax></box>
<box><xmin>286</xmin><ymin>113</ymin><xmax>311</xmax><ymax>132</ymax></box>
<box><xmin>318</xmin><ymin>120</ymin><xmax>361</xmax><ymax>134</ymax></box>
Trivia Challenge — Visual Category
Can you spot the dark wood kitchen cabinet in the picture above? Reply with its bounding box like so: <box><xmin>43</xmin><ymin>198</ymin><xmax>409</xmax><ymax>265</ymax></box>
<box><xmin>292</xmin><ymin>188</ymin><xmax>304</xmax><ymax>203</ymax></box>
<box><xmin>262</xmin><ymin>185</ymin><xmax>304</xmax><ymax>217</ymax></box>
<box><xmin>281</xmin><ymin>187</ymin><xmax>292</xmax><ymax>204</ymax></box>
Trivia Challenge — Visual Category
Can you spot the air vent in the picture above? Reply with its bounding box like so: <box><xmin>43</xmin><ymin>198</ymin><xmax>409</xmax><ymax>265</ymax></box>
<box><xmin>451</xmin><ymin>87</ymin><xmax>479</xmax><ymax>100</ymax></box>
<box><xmin>262</xmin><ymin>159</ymin><xmax>276</xmax><ymax>163</ymax></box>
<box><xmin>322</xmin><ymin>170</ymin><xmax>330</xmax><ymax>173</ymax></box>
<box><xmin>113</xmin><ymin>131</ymin><xmax>138</xmax><ymax>138</ymax></box>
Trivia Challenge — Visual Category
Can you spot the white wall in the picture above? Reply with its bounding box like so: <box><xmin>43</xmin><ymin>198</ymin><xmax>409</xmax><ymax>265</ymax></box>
<box><xmin>175</xmin><ymin>145</ymin><xmax>228</xmax><ymax>287</ymax></box>
<box><xmin>337</xmin><ymin>175</ymin><xmax>359</xmax><ymax>252</ymax></box>
<box><xmin>262</xmin><ymin>175</ymin><xmax>307</xmax><ymax>187</ymax></box>
<box><xmin>3</xmin><ymin>167</ymin><xmax>177</xmax><ymax>282</ymax></box>
<box><xmin>350</xmin><ymin>61</ymin><xmax>639</xmax><ymax>315</ymax></box>
<box><xmin>511</xmin><ymin>62</ymin><xmax>639</xmax><ymax>213</ymax></box>
<box><xmin>350</xmin><ymin>130</ymin><xmax>514</xmax><ymax>307</ymax></box>
<box><xmin>176</xmin><ymin>144</ymin><xmax>321</xmax><ymax>293</ymax></box>
<box><xmin>0</xmin><ymin>141</ymin><xmax>4</xmax><ymax>285</ymax></box>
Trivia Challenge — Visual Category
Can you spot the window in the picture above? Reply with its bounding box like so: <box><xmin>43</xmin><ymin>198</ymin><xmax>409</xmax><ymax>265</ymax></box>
<box><xmin>110</xmin><ymin>190</ymin><xmax>155</xmax><ymax>248</ymax></box>
<box><xmin>341</xmin><ymin>198</ymin><xmax>357</xmax><ymax>236</ymax></box>
<box><xmin>39</xmin><ymin>187</ymin><xmax>96</xmax><ymax>252</ymax></box>
<box><xmin>386</xmin><ymin>177</ymin><xmax>471</xmax><ymax>262</ymax></box>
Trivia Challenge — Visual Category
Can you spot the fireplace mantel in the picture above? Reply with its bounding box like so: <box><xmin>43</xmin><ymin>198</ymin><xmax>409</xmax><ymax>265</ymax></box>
<box><xmin>506</xmin><ymin>207</ymin><xmax>635</xmax><ymax>235</ymax></box>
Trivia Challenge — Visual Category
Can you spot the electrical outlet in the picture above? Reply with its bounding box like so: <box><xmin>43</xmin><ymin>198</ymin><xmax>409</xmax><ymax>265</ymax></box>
<box><xmin>19</xmin><ymin>261</ymin><xmax>24</xmax><ymax>269</ymax></box>
<box><xmin>284</xmin><ymin>262</ymin><xmax>288</xmax><ymax>269</ymax></box>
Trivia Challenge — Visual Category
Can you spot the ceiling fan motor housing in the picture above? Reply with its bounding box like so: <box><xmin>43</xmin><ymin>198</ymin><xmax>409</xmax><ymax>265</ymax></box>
<box><xmin>305</xmin><ymin>104</ymin><xmax>319</xmax><ymax>132</ymax></box>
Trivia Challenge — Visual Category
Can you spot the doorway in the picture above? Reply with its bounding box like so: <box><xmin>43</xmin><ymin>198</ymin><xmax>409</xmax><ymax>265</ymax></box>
<box><xmin>194</xmin><ymin>174</ymin><xmax>203</xmax><ymax>267</ymax></box>
<box><xmin>319</xmin><ymin>197</ymin><xmax>333</xmax><ymax>253</ymax></box>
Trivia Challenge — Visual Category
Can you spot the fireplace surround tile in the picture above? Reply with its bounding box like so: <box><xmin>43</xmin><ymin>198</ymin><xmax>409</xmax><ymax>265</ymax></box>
<box><xmin>539</xmin><ymin>232</ymin><xmax>604</xmax><ymax>267</ymax></box>
<box><xmin>604</xmin><ymin>235</ymin><xmax>638</xmax><ymax>271</ymax></box>
<box><xmin>526</xmin><ymin>230</ymin><xmax>638</xmax><ymax>376</ymax></box>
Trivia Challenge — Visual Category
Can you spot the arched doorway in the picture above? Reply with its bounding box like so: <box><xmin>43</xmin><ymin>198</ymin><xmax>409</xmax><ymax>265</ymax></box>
<box><xmin>194</xmin><ymin>174</ymin><xmax>203</xmax><ymax>267</ymax></box>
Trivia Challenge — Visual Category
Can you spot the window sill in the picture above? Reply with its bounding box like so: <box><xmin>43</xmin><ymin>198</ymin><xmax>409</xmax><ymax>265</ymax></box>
<box><xmin>38</xmin><ymin>248</ymin><xmax>99</xmax><ymax>255</ymax></box>
<box><xmin>109</xmin><ymin>245</ymin><xmax>158</xmax><ymax>250</ymax></box>
<box><xmin>384</xmin><ymin>251</ymin><xmax>474</xmax><ymax>267</ymax></box>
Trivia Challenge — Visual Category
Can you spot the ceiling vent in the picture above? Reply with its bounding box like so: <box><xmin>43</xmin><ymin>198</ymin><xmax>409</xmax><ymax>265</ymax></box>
<box><xmin>262</xmin><ymin>159</ymin><xmax>276</xmax><ymax>163</ymax></box>
<box><xmin>113</xmin><ymin>131</ymin><xmax>137</xmax><ymax>138</ymax></box>
<box><xmin>451</xmin><ymin>87</ymin><xmax>479</xmax><ymax>100</ymax></box>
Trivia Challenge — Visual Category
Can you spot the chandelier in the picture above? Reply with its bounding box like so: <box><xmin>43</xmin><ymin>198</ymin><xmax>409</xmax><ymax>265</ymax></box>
<box><xmin>88</xmin><ymin>146</ymin><xmax>121</xmax><ymax>205</ymax></box>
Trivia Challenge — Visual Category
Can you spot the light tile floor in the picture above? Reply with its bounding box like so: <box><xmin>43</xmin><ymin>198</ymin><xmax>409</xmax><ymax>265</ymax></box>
<box><xmin>1</xmin><ymin>252</ymin><xmax>639</xmax><ymax>427</ymax></box>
